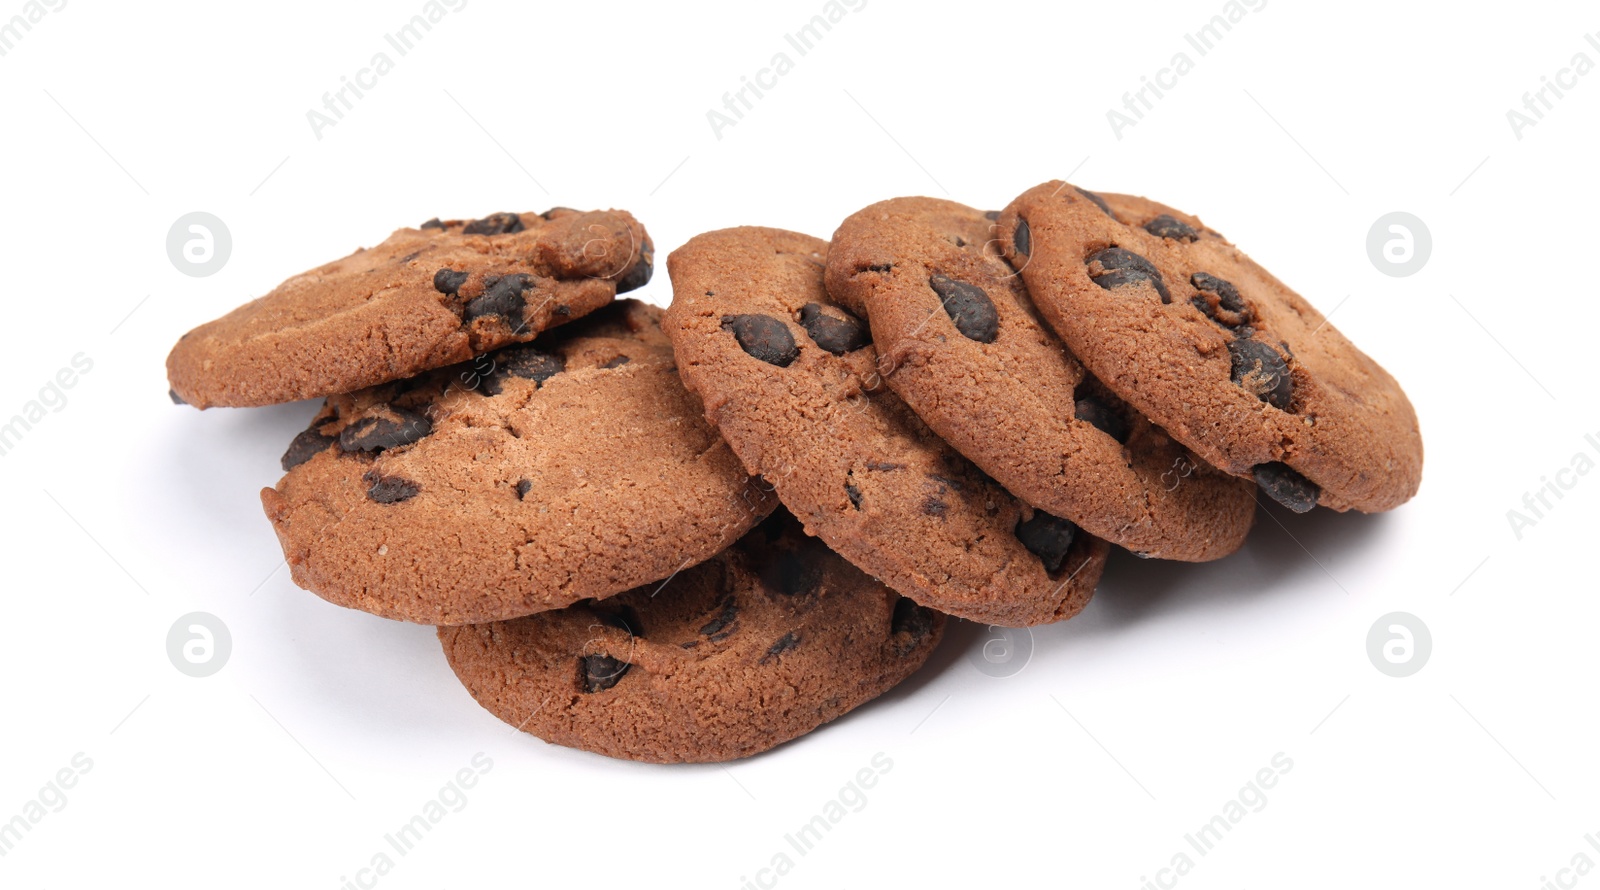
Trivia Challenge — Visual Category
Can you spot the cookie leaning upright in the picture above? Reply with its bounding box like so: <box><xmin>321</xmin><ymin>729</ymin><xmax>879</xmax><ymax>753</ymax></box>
<box><xmin>997</xmin><ymin>183</ymin><xmax>1423</xmax><ymax>513</ymax></box>
<box><xmin>665</xmin><ymin>226</ymin><xmax>1108</xmax><ymax>628</ymax></box>
<box><xmin>440</xmin><ymin>510</ymin><xmax>944</xmax><ymax>763</ymax></box>
<box><xmin>261</xmin><ymin>300</ymin><xmax>775</xmax><ymax>626</ymax></box>
<box><xmin>167</xmin><ymin>208</ymin><xmax>652</xmax><ymax>408</ymax></box>
<box><xmin>826</xmin><ymin>197</ymin><xmax>1255</xmax><ymax>561</ymax></box>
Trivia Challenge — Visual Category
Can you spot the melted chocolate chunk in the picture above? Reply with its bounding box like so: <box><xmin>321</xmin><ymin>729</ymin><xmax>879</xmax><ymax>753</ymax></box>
<box><xmin>722</xmin><ymin>314</ymin><xmax>799</xmax><ymax>367</ymax></box>
<box><xmin>339</xmin><ymin>409</ymin><xmax>433</xmax><ymax>452</ymax></box>
<box><xmin>615</xmin><ymin>244</ymin><xmax>653</xmax><ymax>294</ymax></box>
<box><xmin>433</xmin><ymin>268</ymin><xmax>469</xmax><ymax>296</ymax></box>
<box><xmin>1228</xmin><ymin>338</ymin><xmax>1293</xmax><ymax>410</ymax></box>
<box><xmin>760</xmin><ymin>632</ymin><xmax>799</xmax><ymax>663</ymax></box>
<box><xmin>929</xmin><ymin>274</ymin><xmax>1000</xmax><ymax>343</ymax></box>
<box><xmin>419</xmin><ymin>217</ymin><xmax>445</xmax><ymax>230</ymax></box>
<box><xmin>1013</xmin><ymin>217</ymin><xmax>1032</xmax><ymax>256</ymax></box>
<box><xmin>1253</xmin><ymin>462</ymin><xmax>1320</xmax><ymax>513</ymax></box>
<box><xmin>515</xmin><ymin>479</ymin><xmax>532</xmax><ymax>500</ymax></box>
<box><xmin>1086</xmin><ymin>248</ymin><xmax>1170</xmax><ymax>303</ymax></box>
<box><xmin>1015</xmin><ymin>510</ymin><xmax>1079</xmax><ymax>573</ymax></box>
<box><xmin>1075</xmin><ymin>186</ymin><xmax>1118</xmax><ymax>220</ymax></box>
<box><xmin>1191</xmin><ymin>272</ymin><xmax>1253</xmax><ymax>332</ymax></box>
<box><xmin>845</xmin><ymin>482</ymin><xmax>863</xmax><ymax>509</ymax></box>
<box><xmin>983</xmin><ymin>210</ymin><xmax>1000</xmax><ymax>221</ymax></box>
<box><xmin>168</xmin><ymin>389</ymin><xmax>186</xmax><ymax>406</ymax></box>
<box><xmin>579</xmin><ymin>654</ymin><xmax>630</xmax><ymax>692</ymax></box>
<box><xmin>497</xmin><ymin>345</ymin><xmax>565</xmax><ymax>385</ymax></box>
<box><xmin>798</xmin><ymin>303</ymin><xmax>869</xmax><ymax>355</ymax></box>
<box><xmin>364</xmin><ymin>472</ymin><xmax>420</xmax><ymax>504</ymax></box>
<box><xmin>463</xmin><ymin>273</ymin><xmax>533</xmax><ymax>324</ymax></box>
<box><xmin>281</xmin><ymin>427</ymin><xmax>336</xmax><ymax>471</ymax></box>
<box><xmin>1074</xmin><ymin>397</ymin><xmax>1131</xmax><ymax>444</ymax></box>
<box><xmin>462</xmin><ymin>212</ymin><xmax>524</xmax><ymax>236</ymax></box>
<box><xmin>1145</xmin><ymin>214</ymin><xmax>1199</xmax><ymax>242</ymax></box>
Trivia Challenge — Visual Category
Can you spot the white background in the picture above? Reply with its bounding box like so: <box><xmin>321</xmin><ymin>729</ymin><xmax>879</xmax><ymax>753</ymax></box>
<box><xmin>2</xmin><ymin>1</ymin><xmax>1596</xmax><ymax>887</ymax></box>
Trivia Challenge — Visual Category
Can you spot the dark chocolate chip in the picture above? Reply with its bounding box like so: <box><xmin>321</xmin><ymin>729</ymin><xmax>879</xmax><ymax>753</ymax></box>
<box><xmin>500</xmin><ymin>346</ymin><xmax>564</xmax><ymax>383</ymax></box>
<box><xmin>929</xmin><ymin>274</ymin><xmax>1000</xmax><ymax>343</ymax></box>
<box><xmin>845</xmin><ymin>482</ymin><xmax>862</xmax><ymax>509</ymax></box>
<box><xmin>1227</xmin><ymin>339</ymin><xmax>1293</xmax><ymax>410</ymax></box>
<box><xmin>890</xmin><ymin>597</ymin><xmax>935</xmax><ymax>653</ymax></box>
<box><xmin>433</xmin><ymin>268</ymin><xmax>469</xmax><ymax>295</ymax></box>
<box><xmin>281</xmin><ymin>427</ymin><xmax>336</xmax><ymax>471</ymax></box>
<box><xmin>579</xmin><ymin>654</ymin><xmax>630</xmax><ymax>693</ymax></box>
<box><xmin>1253</xmin><ymin>462</ymin><xmax>1320</xmax><ymax>513</ymax></box>
<box><xmin>1075</xmin><ymin>186</ymin><xmax>1119</xmax><ymax>221</ymax></box>
<box><xmin>698</xmin><ymin>596</ymin><xmax>739</xmax><ymax>641</ymax></box>
<box><xmin>760</xmin><ymin>632</ymin><xmax>799</xmax><ymax>664</ymax></box>
<box><xmin>420</xmin><ymin>218</ymin><xmax>445</xmax><ymax>230</ymax></box>
<box><xmin>920</xmin><ymin>497</ymin><xmax>949</xmax><ymax>519</ymax></box>
<box><xmin>615</xmin><ymin>244</ymin><xmax>653</xmax><ymax>294</ymax></box>
<box><xmin>1086</xmin><ymin>247</ymin><xmax>1170</xmax><ymax>303</ymax></box>
<box><xmin>984</xmin><ymin>210</ymin><xmax>1000</xmax><ymax>221</ymax></box>
<box><xmin>761</xmin><ymin>548</ymin><xmax>823</xmax><ymax>598</ymax></box>
<box><xmin>1191</xmin><ymin>272</ymin><xmax>1253</xmax><ymax>331</ymax></box>
<box><xmin>1015</xmin><ymin>510</ymin><xmax>1079</xmax><ymax>573</ymax></box>
<box><xmin>515</xmin><ymin>479</ymin><xmax>532</xmax><ymax>499</ymax></box>
<box><xmin>364</xmin><ymin>472</ymin><xmax>420</xmax><ymax>504</ymax></box>
<box><xmin>798</xmin><ymin>303</ymin><xmax>869</xmax><ymax>355</ymax></box>
<box><xmin>1075</xmin><ymin>398</ymin><xmax>1131</xmax><ymax>445</ymax></box>
<box><xmin>867</xmin><ymin>263</ymin><xmax>892</xmax><ymax>273</ymax></box>
<box><xmin>1145</xmin><ymin>214</ymin><xmax>1199</xmax><ymax>242</ymax></box>
<box><xmin>865</xmin><ymin>461</ymin><xmax>904</xmax><ymax>472</ymax></box>
<box><xmin>600</xmin><ymin>355</ymin><xmax>631</xmax><ymax>369</ymax></box>
<box><xmin>397</xmin><ymin>251</ymin><xmax>421</xmax><ymax>264</ymax></box>
<box><xmin>463</xmin><ymin>273</ymin><xmax>533</xmax><ymax>324</ymax></box>
<box><xmin>339</xmin><ymin>408</ymin><xmax>433</xmax><ymax>452</ymax></box>
<box><xmin>722</xmin><ymin>314</ymin><xmax>799</xmax><ymax>367</ymax></box>
<box><xmin>168</xmin><ymin>389</ymin><xmax>186</xmax><ymax>405</ymax></box>
<box><xmin>462</xmin><ymin>212</ymin><xmax>524</xmax><ymax>236</ymax></box>
<box><xmin>1013</xmin><ymin>217</ymin><xmax>1031</xmax><ymax>256</ymax></box>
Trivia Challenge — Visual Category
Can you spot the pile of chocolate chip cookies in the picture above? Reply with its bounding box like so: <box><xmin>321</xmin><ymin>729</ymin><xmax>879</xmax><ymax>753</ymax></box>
<box><xmin>166</xmin><ymin>184</ymin><xmax>1422</xmax><ymax>764</ymax></box>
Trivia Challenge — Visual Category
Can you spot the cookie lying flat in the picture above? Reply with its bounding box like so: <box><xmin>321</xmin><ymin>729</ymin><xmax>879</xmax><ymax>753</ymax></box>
<box><xmin>260</xmin><ymin>300</ymin><xmax>774</xmax><ymax>625</ymax></box>
<box><xmin>168</xmin><ymin>208</ymin><xmax>652</xmax><ymax>408</ymax></box>
<box><xmin>997</xmin><ymin>183</ymin><xmax>1423</xmax><ymax>513</ymax></box>
<box><xmin>826</xmin><ymin>197</ymin><xmax>1255</xmax><ymax>561</ymax></box>
<box><xmin>665</xmin><ymin>227</ymin><xmax>1107</xmax><ymax>627</ymax></box>
<box><xmin>439</xmin><ymin>511</ymin><xmax>944</xmax><ymax>763</ymax></box>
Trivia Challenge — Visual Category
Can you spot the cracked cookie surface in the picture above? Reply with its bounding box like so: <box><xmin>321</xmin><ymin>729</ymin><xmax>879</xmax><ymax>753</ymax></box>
<box><xmin>260</xmin><ymin>300</ymin><xmax>774</xmax><ymax>625</ymax></box>
<box><xmin>826</xmin><ymin>197</ymin><xmax>1255</xmax><ymax>560</ymax></box>
<box><xmin>167</xmin><ymin>208</ymin><xmax>652</xmax><ymax>408</ymax></box>
<box><xmin>665</xmin><ymin>226</ymin><xmax>1106</xmax><ymax>627</ymax></box>
<box><xmin>997</xmin><ymin>183</ymin><xmax>1422</xmax><ymax>513</ymax></box>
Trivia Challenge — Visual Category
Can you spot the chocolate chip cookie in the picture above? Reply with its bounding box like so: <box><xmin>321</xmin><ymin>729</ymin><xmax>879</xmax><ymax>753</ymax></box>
<box><xmin>168</xmin><ymin>208</ymin><xmax>653</xmax><ymax>408</ymax></box>
<box><xmin>438</xmin><ymin>511</ymin><xmax>944</xmax><ymax>763</ymax></box>
<box><xmin>260</xmin><ymin>300</ymin><xmax>774</xmax><ymax>625</ymax></box>
<box><xmin>826</xmin><ymin>197</ymin><xmax>1255</xmax><ymax>560</ymax></box>
<box><xmin>665</xmin><ymin>227</ymin><xmax>1107</xmax><ymax>627</ymax></box>
<box><xmin>997</xmin><ymin>183</ymin><xmax>1423</xmax><ymax>513</ymax></box>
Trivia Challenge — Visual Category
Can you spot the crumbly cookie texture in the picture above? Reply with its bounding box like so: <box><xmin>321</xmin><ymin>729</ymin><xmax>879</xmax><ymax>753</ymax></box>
<box><xmin>665</xmin><ymin>226</ymin><xmax>1106</xmax><ymax>627</ymax></box>
<box><xmin>826</xmin><ymin>196</ymin><xmax>1255</xmax><ymax>560</ymax></box>
<box><xmin>439</xmin><ymin>511</ymin><xmax>945</xmax><ymax>764</ymax></box>
<box><xmin>261</xmin><ymin>300</ymin><xmax>774</xmax><ymax>626</ymax></box>
<box><xmin>168</xmin><ymin>208</ymin><xmax>652</xmax><ymax>408</ymax></box>
<box><xmin>997</xmin><ymin>183</ymin><xmax>1423</xmax><ymax>513</ymax></box>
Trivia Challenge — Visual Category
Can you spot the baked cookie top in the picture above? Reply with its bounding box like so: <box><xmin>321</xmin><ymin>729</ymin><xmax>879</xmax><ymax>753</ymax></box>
<box><xmin>260</xmin><ymin>300</ymin><xmax>774</xmax><ymax>626</ymax></box>
<box><xmin>168</xmin><ymin>208</ymin><xmax>652</xmax><ymax>408</ymax></box>
<box><xmin>826</xmin><ymin>196</ymin><xmax>1255</xmax><ymax>560</ymax></box>
<box><xmin>439</xmin><ymin>510</ymin><xmax>945</xmax><ymax>763</ymax></box>
<box><xmin>665</xmin><ymin>226</ymin><xmax>1107</xmax><ymax>627</ymax></box>
<box><xmin>997</xmin><ymin>183</ymin><xmax>1422</xmax><ymax>513</ymax></box>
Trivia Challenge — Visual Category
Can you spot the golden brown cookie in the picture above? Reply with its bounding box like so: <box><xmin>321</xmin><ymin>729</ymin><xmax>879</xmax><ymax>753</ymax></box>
<box><xmin>665</xmin><ymin>226</ymin><xmax>1107</xmax><ymax>627</ymax></box>
<box><xmin>997</xmin><ymin>183</ymin><xmax>1422</xmax><ymax>513</ymax></box>
<box><xmin>826</xmin><ymin>196</ymin><xmax>1255</xmax><ymax>560</ymax></box>
<box><xmin>439</xmin><ymin>511</ymin><xmax>945</xmax><ymax>763</ymax></box>
<box><xmin>260</xmin><ymin>300</ymin><xmax>774</xmax><ymax>625</ymax></box>
<box><xmin>168</xmin><ymin>208</ymin><xmax>652</xmax><ymax>408</ymax></box>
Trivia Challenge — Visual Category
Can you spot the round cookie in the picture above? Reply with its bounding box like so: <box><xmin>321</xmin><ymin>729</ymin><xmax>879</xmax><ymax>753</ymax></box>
<box><xmin>439</xmin><ymin>511</ymin><xmax>945</xmax><ymax>763</ymax></box>
<box><xmin>996</xmin><ymin>183</ymin><xmax>1422</xmax><ymax>513</ymax></box>
<box><xmin>826</xmin><ymin>197</ymin><xmax>1255</xmax><ymax>561</ymax></box>
<box><xmin>665</xmin><ymin>226</ymin><xmax>1108</xmax><ymax>627</ymax></box>
<box><xmin>168</xmin><ymin>208</ymin><xmax>653</xmax><ymax>409</ymax></box>
<box><xmin>260</xmin><ymin>300</ymin><xmax>775</xmax><ymax>626</ymax></box>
